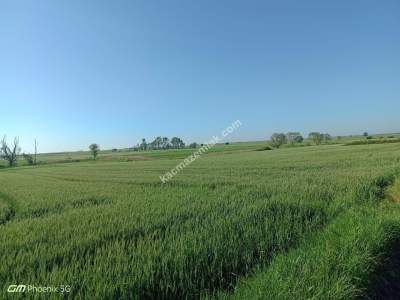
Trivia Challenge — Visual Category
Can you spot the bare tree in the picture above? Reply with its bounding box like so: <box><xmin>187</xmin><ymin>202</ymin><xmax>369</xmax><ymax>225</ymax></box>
<box><xmin>1</xmin><ymin>136</ymin><xmax>20</xmax><ymax>167</ymax></box>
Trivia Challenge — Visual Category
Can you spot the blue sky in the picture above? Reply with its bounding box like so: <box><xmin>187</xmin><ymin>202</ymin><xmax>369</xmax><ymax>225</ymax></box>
<box><xmin>1</xmin><ymin>0</ymin><xmax>399</xmax><ymax>153</ymax></box>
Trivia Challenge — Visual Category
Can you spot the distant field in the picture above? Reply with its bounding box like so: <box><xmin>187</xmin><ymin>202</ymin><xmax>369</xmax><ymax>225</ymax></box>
<box><xmin>3</xmin><ymin>134</ymin><xmax>398</xmax><ymax>168</ymax></box>
<box><xmin>1</xmin><ymin>142</ymin><xmax>400</xmax><ymax>298</ymax></box>
<box><xmin>24</xmin><ymin>133</ymin><xmax>400</xmax><ymax>162</ymax></box>
<box><xmin>5</xmin><ymin>141</ymin><xmax>266</xmax><ymax>167</ymax></box>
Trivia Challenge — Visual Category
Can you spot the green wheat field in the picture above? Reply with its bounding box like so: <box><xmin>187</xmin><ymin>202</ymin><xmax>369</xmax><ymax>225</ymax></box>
<box><xmin>1</xmin><ymin>141</ymin><xmax>400</xmax><ymax>299</ymax></box>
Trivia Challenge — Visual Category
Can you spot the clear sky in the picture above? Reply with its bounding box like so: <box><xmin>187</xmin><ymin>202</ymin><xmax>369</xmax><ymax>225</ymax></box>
<box><xmin>1</xmin><ymin>0</ymin><xmax>399</xmax><ymax>153</ymax></box>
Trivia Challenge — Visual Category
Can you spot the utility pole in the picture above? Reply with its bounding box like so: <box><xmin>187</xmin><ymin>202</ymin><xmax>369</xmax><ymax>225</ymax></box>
<box><xmin>34</xmin><ymin>139</ymin><xmax>37</xmax><ymax>165</ymax></box>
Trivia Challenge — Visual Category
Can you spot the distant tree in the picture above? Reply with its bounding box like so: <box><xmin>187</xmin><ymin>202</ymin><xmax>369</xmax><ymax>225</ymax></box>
<box><xmin>286</xmin><ymin>132</ymin><xmax>303</xmax><ymax>144</ymax></box>
<box><xmin>363</xmin><ymin>132</ymin><xmax>369</xmax><ymax>137</ymax></box>
<box><xmin>294</xmin><ymin>135</ymin><xmax>304</xmax><ymax>143</ymax></box>
<box><xmin>0</xmin><ymin>136</ymin><xmax>20</xmax><ymax>167</ymax></box>
<box><xmin>225</xmin><ymin>142</ymin><xmax>230</xmax><ymax>145</ymax></box>
<box><xmin>153</xmin><ymin>136</ymin><xmax>163</xmax><ymax>149</ymax></box>
<box><xmin>89</xmin><ymin>143</ymin><xmax>100</xmax><ymax>160</ymax></box>
<box><xmin>161</xmin><ymin>137</ymin><xmax>170</xmax><ymax>149</ymax></box>
<box><xmin>270</xmin><ymin>133</ymin><xmax>287</xmax><ymax>148</ymax></box>
<box><xmin>22</xmin><ymin>153</ymin><xmax>34</xmax><ymax>165</ymax></box>
<box><xmin>111</xmin><ymin>148</ymin><xmax>118</xmax><ymax>152</ymax></box>
<box><xmin>148</xmin><ymin>140</ymin><xmax>155</xmax><ymax>150</ymax></box>
<box><xmin>140</xmin><ymin>138</ymin><xmax>147</xmax><ymax>151</ymax></box>
<box><xmin>171</xmin><ymin>137</ymin><xmax>179</xmax><ymax>149</ymax></box>
<box><xmin>189</xmin><ymin>142</ymin><xmax>198</xmax><ymax>148</ymax></box>
<box><xmin>309</xmin><ymin>132</ymin><xmax>323</xmax><ymax>145</ymax></box>
<box><xmin>337</xmin><ymin>136</ymin><xmax>342</xmax><ymax>140</ymax></box>
<box><xmin>171</xmin><ymin>137</ymin><xmax>185</xmax><ymax>149</ymax></box>
<box><xmin>323</xmin><ymin>133</ymin><xmax>332</xmax><ymax>142</ymax></box>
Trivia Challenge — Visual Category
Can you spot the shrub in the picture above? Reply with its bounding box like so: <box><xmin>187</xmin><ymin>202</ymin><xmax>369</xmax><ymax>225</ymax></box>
<box><xmin>271</xmin><ymin>133</ymin><xmax>287</xmax><ymax>148</ymax></box>
<box><xmin>256</xmin><ymin>146</ymin><xmax>273</xmax><ymax>151</ymax></box>
<box><xmin>22</xmin><ymin>153</ymin><xmax>34</xmax><ymax>165</ymax></box>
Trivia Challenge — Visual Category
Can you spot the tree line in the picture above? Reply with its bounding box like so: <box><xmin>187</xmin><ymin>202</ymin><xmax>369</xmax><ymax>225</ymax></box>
<box><xmin>87</xmin><ymin>137</ymin><xmax>197</xmax><ymax>160</ymax></box>
<box><xmin>132</xmin><ymin>137</ymin><xmax>197</xmax><ymax>151</ymax></box>
<box><xmin>2</xmin><ymin>130</ymin><xmax>368</xmax><ymax>167</ymax></box>
<box><xmin>270</xmin><ymin>132</ymin><xmax>332</xmax><ymax>148</ymax></box>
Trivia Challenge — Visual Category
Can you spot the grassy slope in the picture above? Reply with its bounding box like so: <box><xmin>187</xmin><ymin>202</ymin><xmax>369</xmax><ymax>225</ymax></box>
<box><xmin>219</xmin><ymin>174</ymin><xmax>400</xmax><ymax>300</ymax></box>
<box><xmin>219</xmin><ymin>203</ymin><xmax>400</xmax><ymax>300</ymax></box>
<box><xmin>0</xmin><ymin>143</ymin><xmax>399</xmax><ymax>298</ymax></box>
<box><xmin>388</xmin><ymin>179</ymin><xmax>400</xmax><ymax>202</ymax></box>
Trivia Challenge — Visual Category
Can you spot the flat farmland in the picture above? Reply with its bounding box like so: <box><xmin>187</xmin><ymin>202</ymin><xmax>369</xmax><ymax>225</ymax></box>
<box><xmin>1</xmin><ymin>143</ymin><xmax>400</xmax><ymax>299</ymax></box>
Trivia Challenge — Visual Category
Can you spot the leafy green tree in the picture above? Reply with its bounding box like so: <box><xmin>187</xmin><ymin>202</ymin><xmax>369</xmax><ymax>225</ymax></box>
<box><xmin>89</xmin><ymin>143</ymin><xmax>100</xmax><ymax>160</ymax></box>
<box><xmin>270</xmin><ymin>133</ymin><xmax>287</xmax><ymax>148</ymax></box>
<box><xmin>140</xmin><ymin>138</ymin><xmax>147</xmax><ymax>151</ymax></box>
<box><xmin>148</xmin><ymin>140</ymin><xmax>155</xmax><ymax>150</ymax></box>
<box><xmin>154</xmin><ymin>137</ymin><xmax>162</xmax><ymax>149</ymax></box>
<box><xmin>294</xmin><ymin>135</ymin><xmax>304</xmax><ymax>143</ymax></box>
<box><xmin>162</xmin><ymin>137</ymin><xmax>170</xmax><ymax>149</ymax></box>
<box><xmin>171</xmin><ymin>137</ymin><xmax>185</xmax><ymax>149</ymax></box>
<box><xmin>309</xmin><ymin>132</ymin><xmax>323</xmax><ymax>145</ymax></box>
<box><xmin>189</xmin><ymin>142</ymin><xmax>198</xmax><ymax>148</ymax></box>
<box><xmin>286</xmin><ymin>132</ymin><xmax>303</xmax><ymax>144</ymax></box>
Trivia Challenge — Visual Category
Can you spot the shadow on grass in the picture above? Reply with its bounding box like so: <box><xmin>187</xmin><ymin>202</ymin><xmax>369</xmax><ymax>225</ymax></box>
<box><xmin>362</xmin><ymin>238</ymin><xmax>400</xmax><ymax>300</ymax></box>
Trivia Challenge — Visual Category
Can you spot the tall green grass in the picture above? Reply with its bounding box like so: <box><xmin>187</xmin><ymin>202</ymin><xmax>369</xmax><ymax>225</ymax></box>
<box><xmin>0</xmin><ymin>143</ymin><xmax>399</xmax><ymax>298</ymax></box>
<box><xmin>219</xmin><ymin>204</ymin><xmax>400</xmax><ymax>300</ymax></box>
